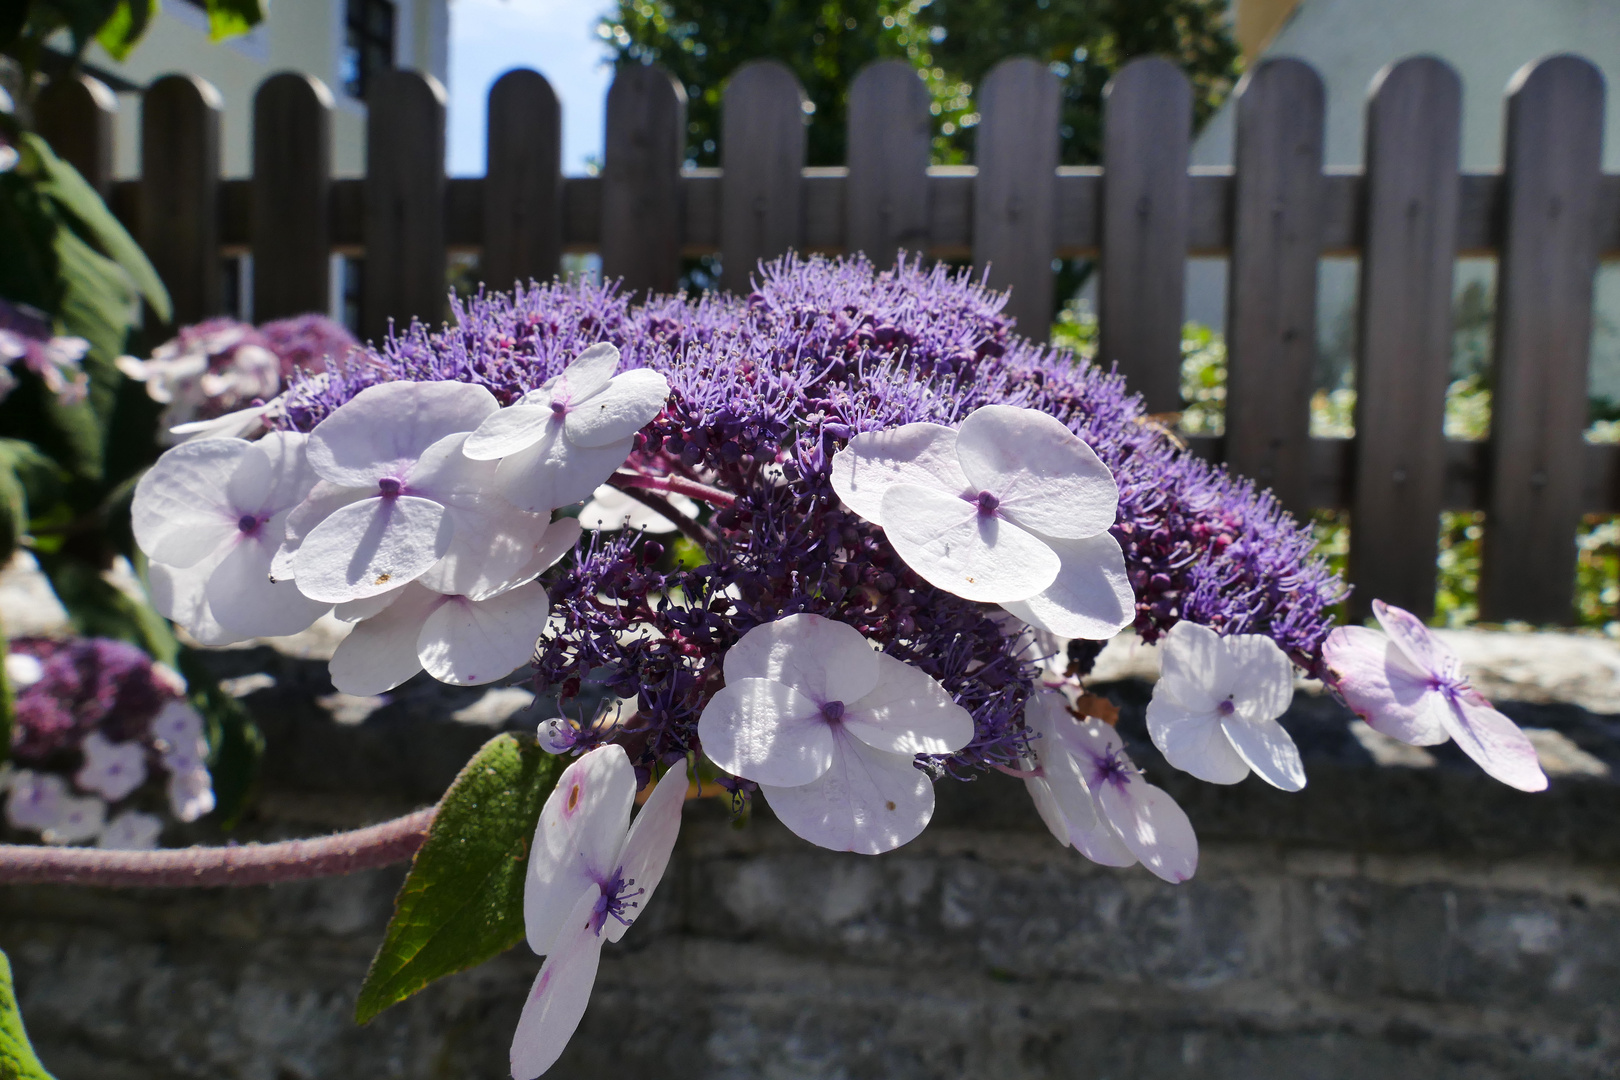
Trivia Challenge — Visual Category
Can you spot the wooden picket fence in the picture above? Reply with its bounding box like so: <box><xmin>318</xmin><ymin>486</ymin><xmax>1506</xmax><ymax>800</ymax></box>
<box><xmin>29</xmin><ymin>53</ymin><xmax>1620</xmax><ymax>627</ymax></box>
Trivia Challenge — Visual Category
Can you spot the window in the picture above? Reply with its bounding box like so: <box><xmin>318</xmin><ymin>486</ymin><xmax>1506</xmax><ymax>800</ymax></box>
<box><xmin>341</xmin><ymin>0</ymin><xmax>396</xmax><ymax>99</ymax></box>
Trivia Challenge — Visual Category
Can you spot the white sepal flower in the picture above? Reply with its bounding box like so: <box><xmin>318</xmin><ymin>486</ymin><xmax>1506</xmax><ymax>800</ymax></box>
<box><xmin>512</xmin><ymin>746</ymin><xmax>688</xmax><ymax>1080</ymax></box>
<box><xmin>75</xmin><ymin>733</ymin><xmax>149</xmax><ymax>802</ymax></box>
<box><xmin>1022</xmin><ymin>692</ymin><xmax>1197</xmax><ymax>883</ymax></box>
<box><xmin>578</xmin><ymin>484</ymin><xmax>697</xmax><ymax>533</ymax></box>
<box><xmin>464</xmin><ymin>344</ymin><xmax>670</xmax><ymax>514</ymax></box>
<box><xmin>165</xmin><ymin>761</ymin><xmax>216</xmax><ymax>823</ymax></box>
<box><xmin>152</xmin><ymin>700</ymin><xmax>208</xmax><ymax>763</ymax></box>
<box><xmin>325</xmin><ymin>518</ymin><xmax>575</xmax><ymax>695</ymax></box>
<box><xmin>43</xmin><ymin>794</ymin><xmax>107</xmax><ymax>845</ymax></box>
<box><xmin>99</xmin><ymin>810</ymin><xmax>164</xmax><ymax>850</ymax></box>
<box><xmin>4</xmin><ymin>770</ymin><xmax>68</xmax><ymax>832</ymax></box>
<box><xmin>830</xmin><ymin>405</ymin><xmax>1133</xmax><ymax>637</ymax></box>
<box><xmin>1146</xmin><ymin>621</ymin><xmax>1305</xmax><ymax>791</ymax></box>
<box><xmin>132</xmin><ymin>431</ymin><xmax>328</xmax><ymax>641</ymax></box>
<box><xmin>5</xmin><ymin>652</ymin><xmax>44</xmax><ymax>689</ymax></box>
<box><xmin>697</xmin><ymin>613</ymin><xmax>974</xmax><ymax>854</ymax></box>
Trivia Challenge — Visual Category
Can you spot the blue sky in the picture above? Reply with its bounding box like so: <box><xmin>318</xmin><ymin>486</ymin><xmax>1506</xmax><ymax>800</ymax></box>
<box><xmin>447</xmin><ymin>0</ymin><xmax>615</xmax><ymax>176</ymax></box>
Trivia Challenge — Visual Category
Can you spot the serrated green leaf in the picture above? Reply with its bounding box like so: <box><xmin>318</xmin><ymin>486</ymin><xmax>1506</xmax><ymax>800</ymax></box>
<box><xmin>204</xmin><ymin>0</ymin><xmax>265</xmax><ymax>40</ymax></box>
<box><xmin>93</xmin><ymin>0</ymin><xmax>157</xmax><ymax>60</ymax></box>
<box><xmin>0</xmin><ymin>948</ymin><xmax>58</xmax><ymax>1080</ymax></box>
<box><xmin>356</xmin><ymin>732</ymin><xmax>561</xmax><ymax>1025</ymax></box>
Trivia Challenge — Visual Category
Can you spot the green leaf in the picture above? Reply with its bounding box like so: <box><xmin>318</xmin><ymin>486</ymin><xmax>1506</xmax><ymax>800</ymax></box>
<box><xmin>27</xmin><ymin>134</ymin><xmax>170</xmax><ymax>321</ymax></box>
<box><xmin>0</xmin><ymin>948</ymin><xmax>58</xmax><ymax>1080</ymax></box>
<box><xmin>34</xmin><ymin>551</ymin><xmax>178</xmax><ymax>666</ymax></box>
<box><xmin>356</xmin><ymin>732</ymin><xmax>561</xmax><ymax>1025</ymax></box>
<box><xmin>177</xmin><ymin>648</ymin><xmax>264</xmax><ymax>828</ymax></box>
<box><xmin>93</xmin><ymin>0</ymin><xmax>157</xmax><ymax>60</ymax></box>
<box><xmin>204</xmin><ymin>0</ymin><xmax>265</xmax><ymax>40</ymax></box>
<box><xmin>0</xmin><ymin>455</ymin><xmax>26</xmax><ymax>566</ymax></box>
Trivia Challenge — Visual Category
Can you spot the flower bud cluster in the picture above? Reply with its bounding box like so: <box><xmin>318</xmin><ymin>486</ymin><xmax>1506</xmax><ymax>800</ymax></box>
<box><xmin>3</xmin><ymin>636</ymin><xmax>215</xmax><ymax>848</ymax></box>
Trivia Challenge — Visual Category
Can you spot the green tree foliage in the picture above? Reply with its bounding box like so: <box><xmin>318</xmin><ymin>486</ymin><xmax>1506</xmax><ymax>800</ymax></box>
<box><xmin>598</xmin><ymin>0</ymin><xmax>1240</xmax><ymax>167</ymax></box>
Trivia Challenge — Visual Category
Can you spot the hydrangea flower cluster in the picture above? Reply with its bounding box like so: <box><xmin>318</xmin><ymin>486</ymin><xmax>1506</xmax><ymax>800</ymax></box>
<box><xmin>126</xmin><ymin>256</ymin><xmax>1553</xmax><ymax>1076</ymax></box>
<box><xmin>117</xmin><ymin>313</ymin><xmax>358</xmax><ymax>441</ymax></box>
<box><xmin>2</xmin><ymin>636</ymin><xmax>215</xmax><ymax>849</ymax></box>
<box><xmin>0</xmin><ymin>298</ymin><xmax>89</xmax><ymax>405</ymax></box>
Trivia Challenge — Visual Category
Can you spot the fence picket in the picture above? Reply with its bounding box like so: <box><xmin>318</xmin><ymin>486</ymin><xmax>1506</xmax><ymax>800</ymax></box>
<box><xmin>36</xmin><ymin>73</ymin><xmax>116</xmax><ymax>197</ymax></box>
<box><xmin>1347</xmin><ymin>58</ymin><xmax>1463</xmax><ymax>620</ymax></box>
<box><xmin>1480</xmin><ymin>56</ymin><xmax>1607</xmax><ymax>624</ymax></box>
<box><xmin>141</xmin><ymin>75</ymin><xmax>223</xmax><ymax>329</ymax></box>
<box><xmin>720</xmin><ymin>61</ymin><xmax>807</xmax><ymax>294</ymax></box>
<box><xmin>252</xmin><ymin>73</ymin><xmax>333</xmax><ymax>323</ymax></box>
<box><xmin>362</xmin><ymin>70</ymin><xmax>447</xmax><ymax>344</ymax></box>
<box><xmin>484</xmin><ymin>68</ymin><xmax>562</xmax><ymax>291</ymax></box>
<box><xmin>1223</xmin><ymin>58</ymin><xmax>1325</xmax><ymax>515</ymax></box>
<box><xmin>973</xmin><ymin>57</ymin><xmax>1061</xmax><ymax>342</ymax></box>
<box><xmin>1098</xmin><ymin>57</ymin><xmax>1192</xmax><ymax>412</ymax></box>
<box><xmin>602</xmin><ymin>64</ymin><xmax>686</xmax><ymax>296</ymax></box>
<box><xmin>847</xmin><ymin>60</ymin><xmax>931</xmax><ymax>269</ymax></box>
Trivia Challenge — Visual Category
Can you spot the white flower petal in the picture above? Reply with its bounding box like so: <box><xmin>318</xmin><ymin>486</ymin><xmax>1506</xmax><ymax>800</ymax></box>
<box><xmin>829</xmin><ymin>422</ymin><xmax>968</xmax><ymax>525</ymax></box>
<box><xmin>293</xmin><ymin>495</ymin><xmax>452</xmax><ymax>602</ymax></box>
<box><xmin>1220</xmin><ymin>713</ymin><xmax>1306</xmax><ymax>791</ymax></box>
<box><xmin>494</xmin><ymin>429</ymin><xmax>635</xmax><ymax>514</ymax></box>
<box><xmin>1153</xmin><ymin>621</ymin><xmax>1228</xmax><ymax>715</ymax></box>
<box><xmin>553</xmin><ymin>342</ymin><xmax>620</xmax><ymax>405</ymax></box>
<box><xmin>44</xmin><ymin>794</ymin><xmax>108</xmax><ymax>844</ymax></box>
<box><xmin>1001</xmin><ymin>531</ymin><xmax>1134</xmax><ymax>640</ymax></box>
<box><xmin>307</xmin><ymin>381</ymin><xmax>498</xmax><ymax>486</ymax></box>
<box><xmin>147</xmin><ymin>552</ymin><xmax>249</xmax><ymax>647</ymax></box>
<box><xmin>842</xmin><ymin>653</ymin><xmax>974</xmax><ymax>756</ymax></box>
<box><xmin>517</xmin><ymin>517</ymin><xmax>583</xmax><ymax>583</ymax></box>
<box><xmin>1067</xmin><ymin>810</ymin><xmax>1139</xmax><ymax>868</ymax></box>
<box><xmin>1025</xmin><ymin>774</ymin><xmax>1072</xmax><ymax>847</ymax></box>
<box><xmin>464</xmin><ymin>404</ymin><xmax>556</xmax><ymax>461</ymax></box>
<box><xmin>98</xmin><ymin>810</ymin><xmax>164</xmax><ymax>850</ymax></box>
<box><xmin>232</xmin><ymin>431</ymin><xmax>317</xmax><ymax>518</ymax></box>
<box><xmin>1372</xmin><ymin>599</ymin><xmax>1461</xmax><ymax>682</ymax></box>
<box><xmin>564</xmin><ymin>368</ymin><xmax>669</xmax><ymax>448</ymax></box>
<box><xmin>76</xmin><ymin>733</ymin><xmax>148</xmax><ymax>802</ymax></box>
<box><xmin>415</xmin><ymin>581</ymin><xmax>551</xmax><ymax>686</ymax></box>
<box><xmin>954</xmin><ymin>405</ymin><xmax>1117</xmax><ymax>539</ymax></box>
<box><xmin>697</xmin><ymin>678</ymin><xmax>833</xmax><ymax>787</ymax></box>
<box><xmin>165</xmin><ymin>765</ymin><xmax>214</xmax><ymax>823</ymax></box>
<box><xmin>1022</xmin><ymin>692</ymin><xmax>1100</xmax><ymax>834</ymax></box>
<box><xmin>271</xmin><ymin>481</ymin><xmax>371</xmax><ymax>582</ymax></box>
<box><xmin>1221</xmin><ymin>633</ymin><xmax>1296</xmax><ymax>724</ymax></box>
<box><xmin>1322</xmin><ymin>626</ymin><xmax>1450</xmax><ymax>746</ymax></box>
<box><xmin>205</xmin><ymin>533</ymin><xmax>330</xmax><ymax>638</ymax></box>
<box><xmin>327</xmin><ymin>583</ymin><xmax>445</xmax><ymax>695</ymax></box>
<box><xmin>334</xmin><ymin>589</ymin><xmax>403</xmax><ymax>622</ymax></box>
<box><xmin>604</xmin><ymin>757</ymin><xmax>689</xmax><ymax>943</ymax></box>
<box><xmin>1146</xmin><ymin>697</ymin><xmax>1252</xmax><ymax>785</ymax></box>
<box><xmin>1443</xmin><ymin>695</ymin><xmax>1549</xmax><ymax>793</ymax></box>
<box><xmin>721</xmin><ymin>612</ymin><xmax>881</xmax><ymax>704</ymax></box>
<box><xmin>132</xmin><ymin>439</ymin><xmax>245</xmax><ymax>567</ymax></box>
<box><xmin>1096</xmin><ymin>776</ymin><xmax>1198</xmax><ymax>883</ymax></box>
<box><xmin>759</xmin><ymin>730</ymin><xmax>934</xmax><ymax>854</ymax></box>
<box><xmin>510</xmin><ymin>884</ymin><xmax>605</xmax><ymax>1080</ymax></box>
<box><xmin>526</xmin><ymin>745</ymin><xmax>636</xmax><ymax>955</ymax></box>
<box><xmin>879</xmin><ymin>482</ymin><xmax>1058</xmax><ymax>603</ymax></box>
<box><xmin>417</xmin><ymin>496</ymin><xmax>555</xmax><ymax>600</ymax></box>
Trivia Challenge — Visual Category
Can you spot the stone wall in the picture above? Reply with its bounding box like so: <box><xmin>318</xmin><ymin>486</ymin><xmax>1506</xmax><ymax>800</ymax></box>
<box><xmin>3</xmin><ymin>632</ymin><xmax>1619</xmax><ymax>1079</ymax></box>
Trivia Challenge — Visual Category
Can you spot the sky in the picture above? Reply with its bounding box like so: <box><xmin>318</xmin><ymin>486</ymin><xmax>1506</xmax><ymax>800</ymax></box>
<box><xmin>447</xmin><ymin>0</ymin><xmax>616</xmax><ymax>176</ymax></box>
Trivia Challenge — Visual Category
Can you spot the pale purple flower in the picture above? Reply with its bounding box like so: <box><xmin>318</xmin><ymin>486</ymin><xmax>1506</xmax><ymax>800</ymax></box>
<box><xmin>99</xmin><ymin>810</ymin><xmax>164</xmax><ymax>851</ymax></box>
<box><xmin>1322</xmin><ymin>600</ymin><xmax>1548</xmax><ymax>792</ymax></box>
<box><xmin>5</xmin><ymin>770</ymin><xmax>69</xmax><ymax>832</ymax></box>
<box><xmin>75</xmin><ymin>732</ymin><xmax>149</xmax><ymax>802</ymax></box>
<box><xmin>165</xmin><ymin>761</ymin><xmax>216</xmax><ymax>823</ymax></box>
<box><xmin>43</xmin><ymin>793</ymin><xmax>107</xmax><ymax>845</ymax></box>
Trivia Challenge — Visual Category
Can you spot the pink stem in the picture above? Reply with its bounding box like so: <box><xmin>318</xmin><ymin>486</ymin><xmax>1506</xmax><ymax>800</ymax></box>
<box><xmin>992</xmin><ymin>762</ymin><xmax>1044</xmax><ymax>780</ymax></box>
<box><xmin>0</xmin><ymin>808</ymin><xmax>435</xmax><ymax>888</ymax></box>
<box><xmin>612</xmin><ymin>471</ymin><xmax>736</xmax><ymax>509</ymax></box>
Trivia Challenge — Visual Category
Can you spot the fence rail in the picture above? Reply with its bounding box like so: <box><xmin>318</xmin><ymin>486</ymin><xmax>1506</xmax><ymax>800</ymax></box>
<box><xmin>32</xmin><ymin>53</ymin><xmax>1619</xmax><ymax>626</ymax></box>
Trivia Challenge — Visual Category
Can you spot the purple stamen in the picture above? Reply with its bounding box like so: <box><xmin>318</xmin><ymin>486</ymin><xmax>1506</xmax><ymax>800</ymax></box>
<box><xmin>1217</xmin><ymin>698</ymin><xmax>1235</xmax><ymax>716</ymax></box>
<box><xmin>593</xmin><ymin>870</ymin><xmax>646</xmax><ymax>934</ymax></box>
<box><xmin>237</xmin><ymin>514</ymin><xmax>259</xmax><ymax>533</ymax></box>
<box><xmin>976</xmin><ymin>490</ymin><xmax>1000</xmax><ymax>516</ymax></box>
<box><xmin>377</xmin><ymin>477</ymin><xmax>402</xmax><ymax>498</ymax></box>
<box><xmin>821</xmin><ymin>700</ymin><xmax>845</xmax><ymax>723</ymax></box>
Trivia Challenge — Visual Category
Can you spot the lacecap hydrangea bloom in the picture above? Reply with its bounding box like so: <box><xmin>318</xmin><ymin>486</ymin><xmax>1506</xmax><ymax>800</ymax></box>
<box><xmin>127</xmin><ymin>256</ymin><xmax>1553</xmax><ymax>1076</ymax></box>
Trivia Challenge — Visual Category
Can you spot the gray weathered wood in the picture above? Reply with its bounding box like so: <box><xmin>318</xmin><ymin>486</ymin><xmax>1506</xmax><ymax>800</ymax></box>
<box><xmin>846</xmin><ymin>60</ymin><xmax>931</xmax><ymax>269</ymax></box>
<box><xmin>974</xmin><ymin>57</ymin><xmax>1061</xmax><ymax>342</ymax></box>
<box><xmin>1223</xmin><ymin>58</ymin><xmax>1325</xmax><ymax>515</ymax></box>
<box><xmin>140</xmin><ymin>75</ymin><xmax>223</xmax><ymax>328</ymax></box>
<box><xmin>1481</xmin><ymin>56</ymin><xmax>1607</xmax><ymax>625</ymax></box>
<box><xmin>602</xmin><ymin>63</ymin><xmax>686</xmax><ymax>296</ymax></box>
<box><xmin>362</xmin><ymin>69</ymin><xmax>447</xmax><ymax>343</ymax></box>
<box><xmin>252</xmin><ymin>73</ymin><xmax>333</xmax><ymax>322</ymax></box>
<box><xmin>1098</xmin><ymin>57</ymin><xmax>1192</xmax><ymax>412</ymax></box>
<box><xmin>484</xmin><ymin>68</ymin><xmax>562</xmax><ymax>289</ymax></box>
<box><xmin>1347</xmin><ymin>57</ymin><xmax>1463</xmax><ymax>621</ymax></box>
<box><xmin>36</xmin><ymin>73</ymin><xmax>116</xmax><ymax>197</ymax></box>
<box><xmin>720</xmin><ymin>60</ymin><xmax>807</xmax><ymax>293</ymax></box>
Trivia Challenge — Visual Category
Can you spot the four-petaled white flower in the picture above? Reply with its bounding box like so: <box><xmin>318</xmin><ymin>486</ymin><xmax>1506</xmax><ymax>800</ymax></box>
<box><xmin>512</xmin><ymin>745</ymin><xmax>688</xmax><ymax>1079</ymax></box>
<box><xmin>4</xmin><ymin>770</ymin><xmax>68</xmax><ymax>832</ymax></box>
<box><xmin>99</xmin><ymin>810</ymin><xmax>164</xmax><ymax>851</ymax></box>
<box><xmin>134</xmin><ymin>431</ymin><xmax>329</xmax><ymax>644</ymax></box>
<box><xmin>326</xmin><ymin>518</ymin><xmax>579</xmax><ymax>695</ymax></box>
<box><xmin>43</xmin><ymin>793</ymin><xmax>107</xmax><ymax>845</ymax></box>
<box><xmin>464</xmin><ymin>343</ymin><xmax>670</xmax><ymax>514</ymax></box>
<box><xmin>1022</xmin><ymin>691</ymin><xmax>1198</xmax><ymax>883</ymax></box>
<box><xmin>152</xmin><ymin>700</ymin><xmax>208</xmax><ymax>762</ymax></box>
<box><xmin>1146</xmin><ymin>621</ymin><xmax>1305</xmax><ymax>791</ymax></box>
<box><xmin>1322</xmin><ymin>600</ymin><xmax>1548</xmax><ymax>792</ymax></box>
<box><xmin>830</xmin><ymin>405</ymin><xmax>1134</xmax><ymax>639</ymax></box>
<box><xmin>578</xmin><ymin>484</ymin><xmax>697</xmax><ymax>534</ymax></box>
<box><xmin>165</xmin><ymin>761</ymin><xmax>216</xmax><ymax>823</ymax></box>
<box><xmin>75</xmin><ymin>733</ymin><xmax>149</xmax><ymax>802</ymax></box>
<box><xmin>697</xmin><ymin>613</ymin><xmax>975</xmax><ymax>854</ymax></box>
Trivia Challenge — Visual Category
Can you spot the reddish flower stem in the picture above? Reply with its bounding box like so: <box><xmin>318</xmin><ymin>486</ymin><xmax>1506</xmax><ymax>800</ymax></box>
<box><xmin>611</xmin><ymin>471</ymin><xmax>736</xmax><ymax>509</ymax></box>
<box><xmin>0</xmin><ymin>807</ymin><xmax>435</xmax><ymax>889</ymax></box>
<box><xmin>992</xmin><ymin>762</ymin><xmax>1043</xmax><ymax>780</ymax></box>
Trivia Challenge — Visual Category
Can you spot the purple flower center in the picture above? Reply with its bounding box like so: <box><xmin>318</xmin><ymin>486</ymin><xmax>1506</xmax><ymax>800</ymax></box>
<box><xmin>551</xmin><ymin>396</ymin><xmax>570</xmax><ymax>418</ymax></box>
<box><xmin>237</xmin><ymin>514</ymin><xmax>260</xmax><ymax>534</ymax></box>
<box><xmin>592</xmin><ymin>869</ymin><xmax>645</xmax><ymax>935</ymax></box>
<box><xmin>1092</xmin><ymin>747</ymin><xmax>1135</xmax><ymax>792</ymax></box>
<box><xmin>377</xmin><ymin>477</ymin><xmax>402</xmax><ymax>498</ymax></box>
<box><xmin>1217</xmin><ymin>698</ymin><xmax>1235</xmax><ymax>716</ymax></box>
<box><xmin>821</xmin><ymin>700</ymin><xmax>845</xmax><ymax>723</ymax></box>
<box><xmin>976</xmin><ymin>490</ymin><xmax>1001</xmax><ymax>516</ymax></box>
